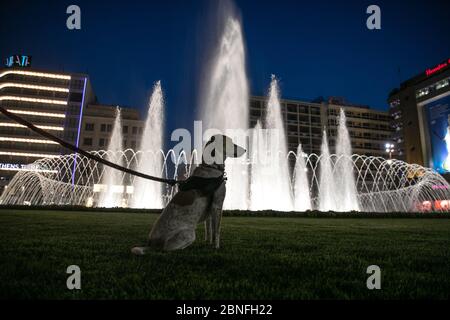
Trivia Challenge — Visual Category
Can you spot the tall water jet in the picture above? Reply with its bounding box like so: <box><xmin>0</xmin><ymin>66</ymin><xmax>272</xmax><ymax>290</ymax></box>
<box><xmin>294</xmin><ymin>144</ymin><xmax>311</xmax><ymax>211</ymax></box>
<box><xmin>200</xmin><ymin>9</ymin><xmax>249</xmax><ymax>210</ymax></box>
<box><xmin>334</xmin><ymin>108</ymin><xmax>359</xmax><ymax>211</ymax></box>
<box><xmin>98</xmin><ymin>107</ymin><xmax>124</xmax><ymax>207</ymax></box>
<box><xmin>318</xmin><ymin>130</ymin><xmax>337</xmax><ymax>211</ymax></box>
<box><xmin>249</xmin><ymin>121</ymin><xmax>267</xmax><ymax>210</ymax></box>
<box><xmin>132</xmin><ymin>81</ymin><xmax>165</xmax><ymax>209</ymax></box>
<box><xmin>261</xmin><ymin>76</ymin><xmax>293</xmax><ymax>211</ymax></box>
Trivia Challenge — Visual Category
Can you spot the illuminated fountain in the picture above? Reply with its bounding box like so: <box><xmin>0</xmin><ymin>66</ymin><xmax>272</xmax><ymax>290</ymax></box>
<box><xmin>200</xmin><ymin>9</ymin><xmax>250</xmax><ymax>210</ymax></box>
<box><xmin>249</xmin><ymin>76</ymin><xmax>293</xmax><ymax>211</ymax></box>
<box><xmin>1</xmin><ymin>146</ymin><xmax>450</xmax><ymax>212</ymax></box>
<box><xmin>334</xmin><ymin>109</ymin><xmax>360</xmax><ymax>211</ymax></box>
<box><xmin>1</xmin><ymin>1</ymin><xmax>449</xmax><ymax>213</ymax></box>
<box><xmin>318</xmin><ymin>130</ymin><xmax>336</xmax><ymax>211</ymax></box>
<box><xmin>293</xmin><ymin>144</ymin><xmax>311</xmax><ymax>211</ymax></box>
<box><xmin>131</xmin><ymin>81</ymin><xmax>164</xmax><ymax>209</ymax></box>
<box><xmin>97</xmin><ymin>107</ymin><xmax>124</xmax><ymax>208</ymax></box>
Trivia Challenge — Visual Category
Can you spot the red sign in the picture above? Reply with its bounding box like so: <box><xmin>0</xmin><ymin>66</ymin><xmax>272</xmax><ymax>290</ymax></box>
<box><xmin>425</xmin><ymin>59</ymin><xmax>450</xmax><ymax>77</ymax></box>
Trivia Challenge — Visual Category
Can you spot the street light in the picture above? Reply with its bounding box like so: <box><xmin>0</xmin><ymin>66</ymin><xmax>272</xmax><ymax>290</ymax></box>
<box><xmin>385</xmin><ymin>143</ymin><xmax>395</xmax><ymax>159</ymax></box>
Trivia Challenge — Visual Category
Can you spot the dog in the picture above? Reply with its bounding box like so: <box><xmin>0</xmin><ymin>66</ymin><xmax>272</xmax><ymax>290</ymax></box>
<box><xmin>131</xmin><ymin>134</ymin><xmax>246</xmax><ymax>254</ymax></box>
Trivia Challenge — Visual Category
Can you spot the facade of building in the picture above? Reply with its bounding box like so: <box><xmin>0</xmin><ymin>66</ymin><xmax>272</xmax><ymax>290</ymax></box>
<box><xmin>388</xmin><ymin>58</ymin><xmax>450</xmax><ymax>171</ymax></box>
<box><xmin>250</xmin><ymin>96</ymin><xmax>394</xmax><ymax>157</ymax></box>
<box><xmin>78</xmin><ymin>104</ymin><xmax>144</xmax><ymax>152</ymax></box>
<box><xmin>0</xmin><ymin>59</ymin><xmax>95</xmax><ymax>190</ymax></box>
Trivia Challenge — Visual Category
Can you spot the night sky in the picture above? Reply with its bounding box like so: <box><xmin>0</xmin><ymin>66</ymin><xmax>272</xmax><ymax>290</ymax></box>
<box><xmin>1</xmin><ymin>0</ymin><xmax>449</xmax><ymax>138</ymax></box>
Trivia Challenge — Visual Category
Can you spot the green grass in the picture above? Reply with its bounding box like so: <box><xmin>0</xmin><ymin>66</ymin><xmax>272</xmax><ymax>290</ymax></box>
<box><xmin>0</xmin><ymin>209</ymin><xmax>448</xmax><ymax>299</ymax></box>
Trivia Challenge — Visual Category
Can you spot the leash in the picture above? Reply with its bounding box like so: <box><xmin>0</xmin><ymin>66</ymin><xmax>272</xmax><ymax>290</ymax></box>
<box><xmin>0</xmin><ymin>106</ymin><xmax>178</xmax><ymax>186</ymax></box>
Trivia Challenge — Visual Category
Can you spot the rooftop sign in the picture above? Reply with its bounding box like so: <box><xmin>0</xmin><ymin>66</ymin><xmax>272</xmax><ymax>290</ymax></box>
<box><xmin>425</xmin><ymin>58</ymin><xmax>450</xmax><ymax>77</ymax></box>
<box><xmin>4</xmin><ymin>55</ymin><xmax>32</xmax><ymax>68</ymax></box>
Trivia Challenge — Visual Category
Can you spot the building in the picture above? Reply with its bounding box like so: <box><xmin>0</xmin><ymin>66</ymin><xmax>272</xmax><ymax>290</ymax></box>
<box><xmin>0</xmin><ymin>56</ymin><xmax>150</xmax><ymax>196</ymax></box>
<box><xmin>79</xmin><ymin>104</ymin><xmax>144</xmax><ymax>152</ymax></box>
<box><xmin>0</xmin><ymin>56</ymin><xmax>95</xmax><ymax>191</ymax></box>
<box><xmin>250</xmin><ymin>96</ymin><xmax>394</xmax><ymax>157</ymax></box>
<box><xmin>388</xmin><ymin>58</ymin><xmax>450</xmax><ymax>172</ymax></box>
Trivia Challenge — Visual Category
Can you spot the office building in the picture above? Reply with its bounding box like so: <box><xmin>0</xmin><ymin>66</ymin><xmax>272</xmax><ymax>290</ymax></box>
<box><xmin>0</xmin><ymin>55</ymin><xmax>95</xmax><ymax>190</ymax></box>
<box><xmin>388</xmin><ymin>58</ymin><xmax>450</xmax><ymax>173</ymax></box>
<box><xmin>250</xmin><ymin>96</ymin><xmax>394</xmax><ymax>157</ymax></box>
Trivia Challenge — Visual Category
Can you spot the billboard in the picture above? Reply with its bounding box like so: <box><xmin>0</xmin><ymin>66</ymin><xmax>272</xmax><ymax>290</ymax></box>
<box><xmin>425</xmin><ymin>94</ymin><xmax>450</xmax><ymax>173</ymax></box>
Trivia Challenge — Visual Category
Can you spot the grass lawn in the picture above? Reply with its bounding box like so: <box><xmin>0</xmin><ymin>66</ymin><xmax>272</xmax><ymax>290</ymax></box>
<box><xmin>0</xmin><ymin>209</ymin><xmax>448</xmax><ymax>299</ymax></box>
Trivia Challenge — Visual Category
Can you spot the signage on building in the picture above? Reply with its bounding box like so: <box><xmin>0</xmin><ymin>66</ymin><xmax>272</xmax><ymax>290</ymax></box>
<box><xmin>4</xmin><ymin>55</ymin><xmax>32</xmax><ymax>68</ymax></box>
<box><xmin>425</xmin><ymin>58</ymin><xmax>450</xmax><ymax>77</ymax></box>
<box><xmin>0</xmin><ymin>162</ymin><xmax>56</xmax><ymax>173</ymax></box>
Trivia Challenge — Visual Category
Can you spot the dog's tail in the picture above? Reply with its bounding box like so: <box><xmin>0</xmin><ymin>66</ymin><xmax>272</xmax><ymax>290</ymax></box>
<box><xmin>131</xmin><ymin>247</ymin><xmax>151</xmax><ymax>256</ymax></box>
<box><xmin>131</xmin><ymin>238</ymin><xmax>165</xmax><ymax>255</ymax></box>
<box><xmin>131</xmin><ymin>246</ymin><xmax>151</xmax><ymax>256</ymax></box>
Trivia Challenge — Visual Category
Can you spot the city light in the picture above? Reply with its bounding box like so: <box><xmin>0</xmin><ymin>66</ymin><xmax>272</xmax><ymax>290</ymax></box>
<box><xmin>0</xmin><ymin>70</ymin><xmax>71</xmax><ymax>80</ymax></box>
<box><xmin>0</xmin><ymin>123</ymin><xmax>64</xmax><ymax>131</ymax></box>
<box><xmin>0</xmin><ymin>82</ymin><xmax>69</xmax><ymax>92</ymax></box>
<box><xmin>7</xmin><ymin>109</ymin><xmax>66</xmax><ymax>118</ymax></box>
<box><xmin>0</xmin><ymin>151</ymin><xmax>59</xmax><ymax>158</ymax></box>
<box><xmin>0</xmin><ymin>137</ymin><xmax>58</xmax><ymax>144</ymax></box>
<box><xmin>385</xmin><ymin>143</ymin><xmax>395</xmax><ymax>159</ymax></box>
<box><xmin>0</xmin><ymin>96</ymin><xmax>67</xmax><ymax>105</ymax></box>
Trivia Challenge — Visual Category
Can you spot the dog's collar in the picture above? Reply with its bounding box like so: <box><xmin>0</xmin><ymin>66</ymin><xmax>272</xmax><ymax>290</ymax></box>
<box><xmin>200</xmin><ymin>163</ymin><xmax>225</xmax><ymax>173</ymax></box>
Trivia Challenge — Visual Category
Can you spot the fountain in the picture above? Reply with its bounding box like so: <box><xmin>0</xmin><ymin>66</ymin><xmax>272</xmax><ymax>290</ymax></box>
<box><xmin>200</xmin><ymin>8</ymin><xmax>250</xmax><ymax>210</ymax></box>
<box><xmin>249</xmin><ymin>76</ymin><xmax>293</xmax><ymax>211</ymax></box>
<box><xmin>334</xmin><ymin>109</ymin><xmax>360</xmax><ymax>211</ymax></box>
<box><xmin>2</xmin><ymin>146</ymin><xmax>450</xmax><ymax>213</ymax></box>
<box><xmin>0</xmin><ymin>1</ymin><xmax>449</xmax><ymax>213</ymax></box>
<box><xmin>131</xmin><ymin>81</ymin><xmax>164</xmax><ymax>209</ymax></box>
<box><xmin>294</xmin><ymin>144</ymin><xmax>311</xmax><ymax>211</ymax></box>
<box><xmin>318</xmin><ymin>130</ymin><xmax>337</xmax><ymax>211</ymax></box>
<box><xmin>249</xmin><ymin>121</ymin><xmax>267</xmax><ymax>210</ymax></box>
<box><xmin>97</xmin><ymin>107</ymin><xmax>124</xmax><ymax>208</ymax></box>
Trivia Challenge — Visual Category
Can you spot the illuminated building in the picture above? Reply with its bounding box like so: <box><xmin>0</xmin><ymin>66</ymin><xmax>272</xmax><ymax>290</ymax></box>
<box><xmin>388</xmin><ymin>58</ymin><xmax>450</xmax><ymax>174</ymax></box>
<box><xmin>0</xmin><ymin>56</ymin><xmax>95</xmax><ymax>190</ymax></box>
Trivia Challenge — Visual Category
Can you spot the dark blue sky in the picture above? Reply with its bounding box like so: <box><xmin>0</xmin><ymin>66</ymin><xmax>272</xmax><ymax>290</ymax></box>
<box><xmin>1</xmin><ymin>0</ymin><xmax>449</xmax><ymax>135</ymax></box>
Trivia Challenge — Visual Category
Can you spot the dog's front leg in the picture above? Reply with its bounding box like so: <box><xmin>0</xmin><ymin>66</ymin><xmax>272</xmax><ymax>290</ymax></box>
<box><xmin>211</xmin><ymin>208</ymin><xmax>222</xmax><ymax>249</ymax></box>
<box><xmin>211</xmin><ymin>182</ymin><xmax>226</xmax><ymax>249</ymax></box>
<box><xmin>204</xmin><ymin>216</ymin><xmax>212</xmax><ymax>243</ymax></box>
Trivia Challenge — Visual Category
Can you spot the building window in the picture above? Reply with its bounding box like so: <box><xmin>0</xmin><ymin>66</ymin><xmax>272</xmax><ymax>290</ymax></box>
<box><xmin>83</xmin><ymin>138</ymin><xmax>93</xmax><ymax>146</ymax></box>
<box><xmin>69</xmin><ymin>92</ymin><xmax>83</xmax><ymax>102</ymax></box>
<box><xmin>100</xmin><ymin>124</ymin><xmax>106</xmax><ymax>132</ymax></box>
<box><xmin>131</xmin><ymin>140</ymin><xmax>137</xmax><ymax>149</ymax></box>
<box><xmin>139</xmin><ymin>127</ymin><xmax>143</xmax><ymax>135</ymax></box>
<box><xmin>132</xmin><ymin>126</ymin><xmax>138</xmax><ymax>134</ymax></box>
<box><xmin>107</xmin><ymin>124</ymin><xmax>112</xmax><ymax>132</ymax></box>
<box><xmin>123</xmin><ymin>126</ymin><xmax>128</xmax><ymax>134</ymax></box>
<box><xmin>85</xmin><ymin>123</ymin><xmax>94</xmax><ymax>131</ymax></box>
<box><xmin>99</xmin><ymin>138</ymin><xmax>105</xmax><ymax>147</ymax></box>
<box><xmin>70</xmin><ymin>79</ymin><xmax>84</xmax><ymax>90</ymax></box>
<box><xmin>436</xmin><ymin>78</ymin><xmax>449</xmax><ymax>90</ymax></box>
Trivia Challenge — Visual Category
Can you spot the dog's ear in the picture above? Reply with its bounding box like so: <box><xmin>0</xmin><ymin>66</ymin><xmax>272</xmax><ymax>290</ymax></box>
<box><xmin>222</xmin><ymin>135</ymin><xmax>246</xmax><ymax>158</ymax></box>
<box><xmin>233</xmin><ymin>144</ymin><xmax>246</xmax><ymax>157</ymax></box>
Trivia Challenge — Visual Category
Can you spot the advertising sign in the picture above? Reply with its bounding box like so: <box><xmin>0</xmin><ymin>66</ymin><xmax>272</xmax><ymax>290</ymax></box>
<box><xmin>425</xmin><ymin>94</ymin><xmax>450</xmax><ymax>173</ymax></box>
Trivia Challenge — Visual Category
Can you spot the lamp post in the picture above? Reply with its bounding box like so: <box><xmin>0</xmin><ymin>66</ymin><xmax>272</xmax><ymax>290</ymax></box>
<box><xmin>385</xmin><ymin>143</ymin><xmax>395</xmax><ymax>160</ymax></box>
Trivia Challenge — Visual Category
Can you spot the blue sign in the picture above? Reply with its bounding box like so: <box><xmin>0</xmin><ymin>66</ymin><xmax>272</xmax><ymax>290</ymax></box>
<box><xmin>4</xmin><ymin>55</ymin><xmax>32</xmax><ymax>68</ymax></box>
<box><xmin>426</xmin><ymin>94</ymin><xmax>450</xmax><ymax>173</ymax></box>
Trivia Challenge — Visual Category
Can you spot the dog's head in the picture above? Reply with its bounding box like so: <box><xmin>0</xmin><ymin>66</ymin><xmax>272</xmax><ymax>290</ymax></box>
<box><xmin>202</xmin><ymin>134</ymin><xmax>246</xmax><ymax>166</ymax></box>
